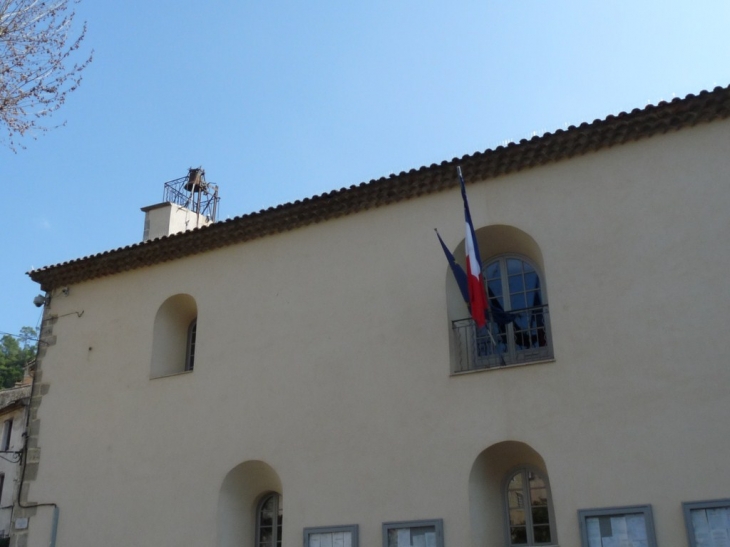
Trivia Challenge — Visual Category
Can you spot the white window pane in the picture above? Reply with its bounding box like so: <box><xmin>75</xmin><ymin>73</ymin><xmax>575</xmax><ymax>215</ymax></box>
<box><xmin>587</xmin><ymin>518</ymin><xmax>602</xmax><ymax>547</ymax></box>
<box><xmin>708</xmin><ymin>509</ymin><xmax>727</xmax><ymax>530</ymax></box>
<box><xmin>610</xmin><ymin>517</ymin><xmax>628</xmax><ymax>540</ymax></box>
<box><xmin>626</xmin><ymin>514</ymin><xmax>647</xmax><ymax>541</ymax></box>
<box><xmin>320</xmin><ymin>533</ymin><xmax>333</xmax><ymax>547</ymax></box>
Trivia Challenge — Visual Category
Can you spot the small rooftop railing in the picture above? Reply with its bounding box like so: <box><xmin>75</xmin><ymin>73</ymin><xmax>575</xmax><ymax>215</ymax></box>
<box><xmin>162</xmin><ymin>168</ymin><xmax>220</xmax><ymax>222</ymax></box>
<box><xmin>452</xmin><ymin>305</ymin><xmax>552</xmax><ymax>372</ymax></box>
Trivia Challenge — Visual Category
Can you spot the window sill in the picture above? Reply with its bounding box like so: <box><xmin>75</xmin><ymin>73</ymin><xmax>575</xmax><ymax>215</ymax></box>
<box><xmin>150</xmin><ymin>370</ymin><xmax>194</xmax><ymax>380</ymax></box>
<box><xmin>450</xmin><ymin>358</ymin><xmax>555</xmax><ymax>377</ymax></box>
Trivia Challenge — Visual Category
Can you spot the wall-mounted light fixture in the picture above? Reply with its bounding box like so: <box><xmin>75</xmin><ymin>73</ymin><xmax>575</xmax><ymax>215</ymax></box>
<box><xmin>33</xmin><ymin>295</ymin><xmax>49</xmax><ymax>308</ymax></box>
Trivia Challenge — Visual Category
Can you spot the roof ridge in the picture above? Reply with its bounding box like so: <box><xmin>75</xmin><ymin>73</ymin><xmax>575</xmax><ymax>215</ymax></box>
<box><xmin>29</xmin><ymin>85</ymin><xmax>730</xmax><ymax>291</ymax></box>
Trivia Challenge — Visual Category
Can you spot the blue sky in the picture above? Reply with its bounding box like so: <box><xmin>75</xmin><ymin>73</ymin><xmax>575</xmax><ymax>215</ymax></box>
<box><xmin>2</xmin><ymin>0</ymin><xmax>730</xmax><ymax>335</ymax></box>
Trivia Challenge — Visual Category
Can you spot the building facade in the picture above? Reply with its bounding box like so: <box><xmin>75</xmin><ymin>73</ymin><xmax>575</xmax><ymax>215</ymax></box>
<box><xmin>19</xmin><ymin>87</ymin><xmax>730</xmax><ymax>547</ymax></box>
<box><xmin>0</xmin><ymin>383</ymin><xmax>31</xmax><ymax>544</ymax></box>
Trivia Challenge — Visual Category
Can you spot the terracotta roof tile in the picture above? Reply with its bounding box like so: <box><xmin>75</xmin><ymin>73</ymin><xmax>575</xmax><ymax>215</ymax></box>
<box><xmin>29</xmin><ymin>86</ymin><xmax>730</xmax><ymax>291</ymax></box>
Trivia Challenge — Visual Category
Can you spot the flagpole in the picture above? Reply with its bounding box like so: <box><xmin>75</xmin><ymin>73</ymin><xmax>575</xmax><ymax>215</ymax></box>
<box><xmin>435</xmin><ymin>166</ymin><xmax>508</xmax><ymax>367</ymax></box>
<box><xmin>456</xmin><ymin>166</ymin><xmax>507</xmax><ymax>366</ymax></box>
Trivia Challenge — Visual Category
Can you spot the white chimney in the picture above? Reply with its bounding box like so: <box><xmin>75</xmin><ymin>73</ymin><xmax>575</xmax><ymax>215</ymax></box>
<box><xmin>141</xmin><ymin>202</ymin><xmax>212</xmax><ymax>241</ymax></box>
<box><xmin>142</xmin><ymin>168</ymin><xmax>219</xmax><ymax>241</ymax></box>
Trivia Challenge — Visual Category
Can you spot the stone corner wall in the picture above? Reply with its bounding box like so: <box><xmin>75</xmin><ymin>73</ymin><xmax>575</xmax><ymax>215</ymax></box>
<box><xmin>10</xmin><ymin>313</ymin><xmax>56</xmax><ymax>547</ymax></box>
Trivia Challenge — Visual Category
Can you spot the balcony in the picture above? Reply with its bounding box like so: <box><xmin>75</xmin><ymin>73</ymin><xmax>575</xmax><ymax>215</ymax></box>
<box><xmin>452</xmin><ymin>305</ymin><xmax>552</xmax><ymax>372</ymax></box>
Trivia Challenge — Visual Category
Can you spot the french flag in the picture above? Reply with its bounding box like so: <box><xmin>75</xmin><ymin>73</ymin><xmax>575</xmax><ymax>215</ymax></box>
<box><xmin>458</xmin><ymin>167</ymin><xmax>489</xmax><ymax>328</ymax></box>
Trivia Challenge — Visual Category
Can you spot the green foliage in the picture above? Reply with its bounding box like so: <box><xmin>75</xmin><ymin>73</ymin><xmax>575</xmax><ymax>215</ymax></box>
<box><xmin>0</xmin><ymin>327</ymin><xmax>37</xmax><ymax>389</ymax></box>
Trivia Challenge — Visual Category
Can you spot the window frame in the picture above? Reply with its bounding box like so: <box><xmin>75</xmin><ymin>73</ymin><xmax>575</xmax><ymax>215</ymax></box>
<box><xmin>382</xmin><ymin>519</ymin><xmax>444</xmax><ymax>547</ymax></box>
<box><xmin>255</xmin><ymin>491</ymin><xmax>282</xmax><ymax>547</ymax></box>
<box><xmin>502</xmin><ymin>465</ymin><xmax>556</xmax><ymax>547</ymax></box>
<box><xmin>682</xmin><ymin>498</ymin><xmax>730</xmax><ymax>547</ymax></box>
<box><xmin>577</xmin><ymin>505</ymin><xmax>657</xmax><ymax>547</ymax></box>
<box><xmin>185</xmin><ymin>318</ymin><xmax>197</xmax><ymax>372</ymax></box>
<box><xmin>483</xmin><ymin>254</ymin><xmax>552</xmax><ymax>366</ymax></box>
<box><xmin>304</xmin><ymin>524</ymin><xmax>359</xmax><ymax>547</ymax></box>
<box><xmin>1</xmin><ymin>420</ymin><xmax>12</xmax><ymax>451</ymax></box>
<box><xmin>452</xmin><ymin>253</ymin><xmax>553</xmax><ymax>373</ymax></box>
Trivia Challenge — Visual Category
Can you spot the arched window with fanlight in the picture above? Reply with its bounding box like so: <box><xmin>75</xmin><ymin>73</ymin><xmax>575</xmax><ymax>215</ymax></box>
<box><xmin>504</xmin><ymin>467</ymin><xmax>555</xmax><ymax>546</ymax></box>
<box><xmin>256</xmin><ymin>492</ymin><xmax>282</xmax><ymax>547</ymax></box>
<box><xmin>453</xmin><ymin>254</ymin><xmax>552</xmax><ymax>371</ymax></box>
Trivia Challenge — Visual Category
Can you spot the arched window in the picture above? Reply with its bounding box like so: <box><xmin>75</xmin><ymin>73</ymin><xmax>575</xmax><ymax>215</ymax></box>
<box><xmin>453</xmin><ymin>255</ymin><xmax>552</xmax><ymax>371</ymax></box>
<box><xmin>469</xmin><ymin>442</ymin><xmax>556</xmax><ymax>546</ymax></box>
<box><xmin>256</xmin><ymin>492</ymin><xmax>282</xmax><ymax>547</ymax></box>
<box><xmin>150</xmin><ymin>294</ymin><xmax>198</xmax><ymax>378</ymax></box>
<box><xmin>504</xmin><ymin>467</ymin><xmax>555</xmax><ymax>546</ymax></box>
<box><xmin>216</xmin><ymin>461</ymin><xmax>282</xmax><ymax>547</ymax></box>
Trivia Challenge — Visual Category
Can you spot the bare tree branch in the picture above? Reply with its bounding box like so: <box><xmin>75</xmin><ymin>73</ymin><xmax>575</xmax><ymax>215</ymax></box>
<box><xmin>0</xmin><ymin>0</ymin><xmax>92</xmax><ymax>150</ymax></box>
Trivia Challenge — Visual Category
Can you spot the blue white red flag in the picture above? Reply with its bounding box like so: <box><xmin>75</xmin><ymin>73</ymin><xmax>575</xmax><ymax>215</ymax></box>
<box><xmin>435</xmin><ymin>228</ymin><xmax>470</xmax><ymax>305</ymax></box>
<box><xmin>458</xmin><ymin>167</ymin><xmax>489</xmax><ymax>328</ymax></box>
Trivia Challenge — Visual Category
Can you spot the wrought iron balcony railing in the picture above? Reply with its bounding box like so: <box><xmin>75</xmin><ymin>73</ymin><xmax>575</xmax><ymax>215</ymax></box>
<box><xmin>452</xmin><ymin>305</ymin><xmax>552</xmax><ymax>372</ymax></box>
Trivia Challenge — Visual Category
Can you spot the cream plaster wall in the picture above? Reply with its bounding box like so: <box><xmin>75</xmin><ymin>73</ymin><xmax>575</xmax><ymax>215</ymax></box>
<box><xmin>25</xmin><ymin>119</ymin><xmax>730</xmax><ymax>547</ymax></box>
<box><xmin>143</xmin><ymin>203</ymin><xmax>212</xmax><ymax>241</ymax></box>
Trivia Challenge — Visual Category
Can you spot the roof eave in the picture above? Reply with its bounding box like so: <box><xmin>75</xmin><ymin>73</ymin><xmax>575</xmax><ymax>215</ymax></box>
<box><xmin>29</xmin><ymin>86</ymin><xmax>730</xmax><ymax>291</ymax></box>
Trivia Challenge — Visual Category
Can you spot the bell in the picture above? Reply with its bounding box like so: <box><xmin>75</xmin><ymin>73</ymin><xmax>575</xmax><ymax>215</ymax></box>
<box><xmin>185</xmin><ymin>168</ymin><xmax>204</xmax><ymax>192</ymax></box>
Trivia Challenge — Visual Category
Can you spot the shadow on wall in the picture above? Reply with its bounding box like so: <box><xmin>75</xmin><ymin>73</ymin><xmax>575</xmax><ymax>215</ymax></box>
<box><xmin>217</xmin><ymin>460</ymin><xmax>282</xmax><ymax>547</ymax></box>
